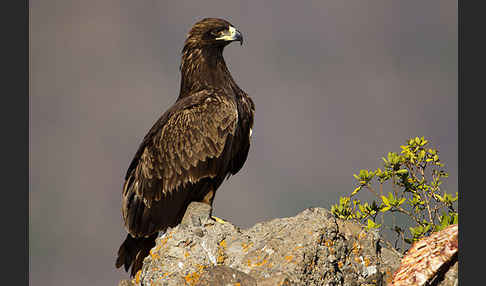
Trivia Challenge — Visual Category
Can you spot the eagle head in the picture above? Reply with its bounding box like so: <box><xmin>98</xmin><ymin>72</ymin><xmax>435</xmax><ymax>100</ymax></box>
<box><xmin>184</xmin><ymin>18</ymin><xmax>243</xmax><ymax>49</ymax></box>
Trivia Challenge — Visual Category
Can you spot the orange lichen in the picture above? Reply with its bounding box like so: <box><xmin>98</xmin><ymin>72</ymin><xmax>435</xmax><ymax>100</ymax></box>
<box><xmin>338</xmin><ymin>261</ymin><xmax>344</xmax><ymax>268</ymax></box>
<box><xmin>329</xmin><ymin>247</ymin><xmax>335</xmax><ymax>255</ymax></box>
<box><xmin>150</xmin><ymin>245</ymin><xmax>161</xmax><ymax>260</ymax></box>
<box><xmin>284</xmin><ymin>255</ymin><xmax>293</xmax><ymax>262</ymax></box>
<box><xmin>158</xmin><ymin>235</ymin><xmax>171</xmax><ymax>248</ymax></box>
<box><xmin>183</xmin><ymin>272</ymin><xmax>200</xmax><ymax>285</ymax></box>
<box><xmin>363</xmin><ymin>256</ymin><xmax>371</xmax><ymax>267</ymax></box>
<box><xmin>358</xmin><ymin>232</ymin><xmax>367</xmax><ymax>240</ymax></box>
<box><xmin>253</xmin><ymin>258</ymin><xmax>268</xmax><ymax>267</ymax></box>
<box><xmin>324</xmin><ymin>239</ymin><xmax>334</xmax><ymax>247</ymax></box>
<box><xmin>246</xmin><ymin>255</ymin><xmax>268</xmax><ymax>268</ymax></box>
<box><xmin>216</xmin><ymin>239</ymin><xmax>227</xmax><ymax>264</ymax></box>
<box><xmin>183</xmin><ymin>265</ymin><xmax>205</xmax><ymax>285</ymax></box>
<box><xmin>352</xmin><ymin>242</ymin><xmax>360</xmax><ymax>255</ymax></box>
<box><xmin>217</xmin><ymin>252</ymin><xmax>226</xmax><ymax>264</ymax></box>
<box><xmin>150</xmin><ymin>249</ymin><xmax>160</xmax><ymax>260</ymax></box>
<box><xmin>385</xmin><ymin>270</ymin><xmax>393</xmax><ymax>284</ymax></box>
<box><xmin>293</xmin><ymin>245</ymin><xmax>303</xmax><ymax>251</ymax></box>
<box><xmin>241</xmin><ymin>242</ymin><xmax>253</xmax><ymax>252</ymax></box>
<box><xmin>219</xmin><ymin>239</ymin><xmax>227</xmax><ymax>248</ymax></box>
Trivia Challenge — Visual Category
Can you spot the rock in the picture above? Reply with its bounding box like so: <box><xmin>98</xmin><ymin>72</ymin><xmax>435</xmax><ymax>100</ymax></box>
<box><xmin>126</xmin><ymin>202</ymin><xmax>406</xmax><ymax>286</ymax></box>
<box><xmin>118</xmin><ymin>279</ymin><xmax>134</xmax><ymax>286</ymax></box>
<box><xmin>437</xmin><ymin>260</ymin><xmax>458</xmax><ymax>286</ymax></box>
<box><xmin>389</xmin><ymin>224</ymin><xmax>458</xmax><ymax>286</ymax></box>
<box><xmin>195</xmin><ymin>266</ymin><xmax>257</xmax><ymax>286</ymax></box>
<box><xmin>256</xmin><ymin>274</ymin><xmax>292</xmax><ymax>286</ymax></box>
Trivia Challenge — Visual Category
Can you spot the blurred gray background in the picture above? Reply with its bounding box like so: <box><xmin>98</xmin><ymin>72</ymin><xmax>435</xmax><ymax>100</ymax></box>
<box><xmin>29</xmin><ymin>1</ymin><xmax>457</xmax><ymax>285</ymax></box>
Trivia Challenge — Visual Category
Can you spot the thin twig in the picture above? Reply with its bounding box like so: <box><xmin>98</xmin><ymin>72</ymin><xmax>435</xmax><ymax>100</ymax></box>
<box><xmin>418</xmin><ymin>166</ymin><xmax>434</xmax><ymax>224</ymax></box>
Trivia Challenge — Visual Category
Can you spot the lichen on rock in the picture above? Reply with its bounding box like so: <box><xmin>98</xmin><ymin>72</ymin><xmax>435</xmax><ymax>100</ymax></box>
<box><xmin>118</xmin><ymin>202</ymin><xmax>456</xmax><ymax>286</ymax></box>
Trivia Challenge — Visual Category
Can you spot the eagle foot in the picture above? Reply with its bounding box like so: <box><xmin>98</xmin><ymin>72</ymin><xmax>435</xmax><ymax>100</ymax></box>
<box><xmin>211</xmin><ymin>215</ymin><xmax>227</xmax><ymax>224</ymax></box>
<box><xmin>133</xmin><ymin>270</ymin><xmax>142</xmax><ymax>284</ymax></box>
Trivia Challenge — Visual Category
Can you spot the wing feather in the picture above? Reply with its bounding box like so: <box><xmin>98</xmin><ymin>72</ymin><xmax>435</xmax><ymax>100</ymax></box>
<box><xmin>122</xmin><ymin>89</ymin><xmax>238</xmax><ymax>231</ymax></box>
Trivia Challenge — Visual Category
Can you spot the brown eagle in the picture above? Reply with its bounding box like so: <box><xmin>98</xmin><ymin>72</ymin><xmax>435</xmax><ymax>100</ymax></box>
<box><xmin>115</xmin><ymin>18</ymin><xmax>255</xmax><ymax>277</ymax></box>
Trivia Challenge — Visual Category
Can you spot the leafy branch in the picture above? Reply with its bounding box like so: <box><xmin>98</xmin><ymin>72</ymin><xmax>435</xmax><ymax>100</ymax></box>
<box><xmin>331</xmin><ymin>137</ymin><xmax>458</xmax><ymax>252</ymax></box>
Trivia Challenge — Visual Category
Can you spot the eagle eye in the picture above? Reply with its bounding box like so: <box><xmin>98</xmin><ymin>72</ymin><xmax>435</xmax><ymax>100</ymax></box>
<box><xmin>210</xmin><ymin>27</ymin><xmax>226</xmax><ymax>37</ymax></box>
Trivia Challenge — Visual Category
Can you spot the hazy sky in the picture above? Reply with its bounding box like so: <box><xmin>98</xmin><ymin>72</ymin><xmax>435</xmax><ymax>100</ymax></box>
<box><xmin>30</xmin><ymin>1</ymin><xmax>457</xmax><ymax>285</ymax></box>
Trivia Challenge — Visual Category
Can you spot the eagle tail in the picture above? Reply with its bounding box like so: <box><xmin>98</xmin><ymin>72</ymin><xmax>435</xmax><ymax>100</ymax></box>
<box><xmin>115</xmin><ymin>233</ymin><xmax>158</xmax><ymax>277</ymax></box>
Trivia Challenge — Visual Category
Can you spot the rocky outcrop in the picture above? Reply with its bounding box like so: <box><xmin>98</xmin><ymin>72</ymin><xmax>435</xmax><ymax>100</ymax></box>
<box><xmin>389</xmin><ymin>224</ymin><xmax>458</xmax><ymax>286</ymax></box>
<box><xmin>118</xmin><ymin>202</ymin><xmax>458</xmax><ymax>286</ymax></box>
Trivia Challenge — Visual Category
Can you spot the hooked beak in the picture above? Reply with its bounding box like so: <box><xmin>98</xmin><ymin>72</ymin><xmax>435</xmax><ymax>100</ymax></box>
<box><xmin>216</xmin><ymin>25</ymin><xmax>243</xmax><ymax>45</ymax></box>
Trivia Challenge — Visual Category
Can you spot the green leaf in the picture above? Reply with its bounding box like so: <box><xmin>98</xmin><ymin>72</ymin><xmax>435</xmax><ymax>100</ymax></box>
<box><xmin>387</xmin><ymin>192</ymin><xmax>396</xmax><ymax>205</ymax></box>
<box><xmin>351</xmin><ymin>186</ymin><xmax>361</xmax><ymax>196</ymax></box>
<box><xmin>381</xmin><ymin>195</ymin><xmax>390</xmax><ymax>206</ymax></box>
<box><xmin>359</xmin><ymin>169</ymin><xmax>367</xmax><ymax>178</ymax></box>
<box><xmin>419</xmin><ymin>150</ymin><xmax>426</xmax><ymax>159</ymax></box>
<box><xmin>452</xmin><ymin>213</ymin><xmax>458</xmax><ymax>224</ymax></box>
<box><xmin>409</xmin><ymin>226</ymin><xmax>420</xmax><ymax>237</ymax></box>
<box><xmin>380</xmin><ymin>205</ymin><xmax>391</xmax><ymax>212</ymax></box>
<box><xmin>358</xmin><ymin>204</ymin><xmax>366</xmax><ymax>214</ymax></box>
<box><xmin>397</xmin><ymin>197</ymin><xmax>406</xmax><ymax>206</ymax></box>
<box><xmin>396</xmin><ymin>169</ymin><xmax>408</xmax><ymax>175</ymax></box>
<box><xmin>367</xmin><ymin>219</ymin><xmax>381</xmax><ymax>229</ymax></box>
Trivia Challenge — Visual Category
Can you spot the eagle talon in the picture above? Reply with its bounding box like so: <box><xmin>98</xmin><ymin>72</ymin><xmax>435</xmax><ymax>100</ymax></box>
<box><xmin>211</xmin><ymin>216</ymin><xmax>227</xmax><ymax>224</ymax></box>
<box><xmin>134</xmin><ymin>270</ymin><xmax>142</xmax><ymax>284</ymax></box>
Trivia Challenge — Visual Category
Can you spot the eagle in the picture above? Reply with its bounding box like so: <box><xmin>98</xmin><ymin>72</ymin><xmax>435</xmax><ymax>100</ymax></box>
<box><xmin>115</xmin><ymin>18</ymin><xmax>255</xmax><ymax>277</ymax></box>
